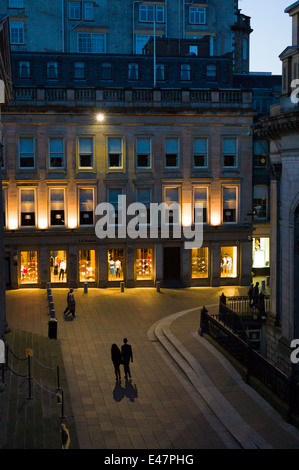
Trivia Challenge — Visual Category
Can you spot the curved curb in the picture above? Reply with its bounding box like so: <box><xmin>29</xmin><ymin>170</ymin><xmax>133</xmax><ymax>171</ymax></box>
<box><xmin>148</xmin><ymin>306</ymin><xmax>273</xmax><ymax>449</ymax></box>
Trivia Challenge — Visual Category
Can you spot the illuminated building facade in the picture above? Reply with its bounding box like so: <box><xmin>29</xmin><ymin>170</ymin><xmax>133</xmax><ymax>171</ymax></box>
<box><xmin>2</xmin><ymin>52</ymin><xmax>255</xmax><ymax>289</ymax></box>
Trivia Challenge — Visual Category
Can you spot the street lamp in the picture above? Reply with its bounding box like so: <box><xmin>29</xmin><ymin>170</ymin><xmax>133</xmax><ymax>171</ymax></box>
<box><xmin>96</xmin><ymin>113</ymin><xmax>105</xmax><ymax>123</ymax></box>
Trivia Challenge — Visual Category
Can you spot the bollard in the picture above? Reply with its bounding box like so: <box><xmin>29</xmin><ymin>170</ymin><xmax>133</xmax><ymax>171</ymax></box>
<box><xmin>156</xmin><ymin>281</ymin><xmax>160</xmax><ymax>293</ymax></box>
<box><xmin>48</xmin><ymin>295</ymin><xmax>53</xmax><ymax>304</ymax></box>
<box><xmin>84</xmin><ymin>282</ymin><xmax>88</xmax><ymax>294</ymax></box>
<box><xmin>262</xmin><ymin>280</ymin><xmax>265</xmax><ymax>291</ymax></box>
<box><xmin>47</xmin><ymin>288</ymin><xmax>52</xmax><ymax>298</ymax></box>
<box><xmin>50</xmin><ymin>309</ymin><xmax>56</xmax><ymax>319</ymax></box>
<box><xmin>266</xmin><ymin>276</ymin><xmax>270</xmax><ymax>287</ymax></box>
<box><xmin>47</xmin><ymin>282</ymin><xmax>51</xmax><ymax>290</ymax></box>
<box><xmin>120</xmin><ymin>282</ymin><xmax>125</xmax><ymax>293</ymax></box>
<box><xmin>48</xmin><ymin>318</ymin><xmax>58</xmax><ymax>340</ymax></box>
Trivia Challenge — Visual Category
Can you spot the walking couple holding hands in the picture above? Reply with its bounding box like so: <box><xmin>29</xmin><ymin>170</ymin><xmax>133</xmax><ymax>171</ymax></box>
<box><xmin>111</xmin><ymin>338</ymin><xmax>133</xmax><ymax>381</ymax></box>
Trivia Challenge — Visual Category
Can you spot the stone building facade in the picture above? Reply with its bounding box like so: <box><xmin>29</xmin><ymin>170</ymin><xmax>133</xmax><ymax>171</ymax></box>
<box><xmin>2</xmin><ymin>52</ymin><xmax>254</xmax><ymax>290</ymax></box>
<box><xmin>254</xmin><ymin>1</ymin><xmax>299</xmax><ymax>373</ymax></box>
<box><xmin>2</xmin><ymin>0</ymin><xmax>251</xmax><ymax>73</ymax></box>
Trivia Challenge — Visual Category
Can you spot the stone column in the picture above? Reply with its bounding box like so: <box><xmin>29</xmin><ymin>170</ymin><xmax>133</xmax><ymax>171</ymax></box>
<box><xmin>69</xmin><ymin>245</ymin><xmax>78</xmax><ymax>288</ymax></box>
<box><xmin>269</xmin><ymin>163</ymin><xmax>282</xmax><ymax>326</ymax></box>
<box><xmin>240</xmin><ymin>241</ymin><xmax>252</xmax><ymax>286</ymax></box>
<box><xmin>39</xmin><ymin>245</ymin><xmax>48</xmax><ymax>289</ymax></box>
<box><xmin>155</xmin><ymin>243</ymin><xmax>163</xmax><ymax>285</ymax></box>
<box><xmin>98</xmin><ymin>245</ymin><xmax>107</xmax><ymax>288</ymax></box>
<box><xmin>126</xmin><ymin>244</ymin><xmax>135</xmax><ymax>288</ymax></box>
<box><xmin>182</xmin><ymin>247</ymin><xmax>191</xmax><ymax>287</ymax></box>
<box><xmin>211</xmin><ymin>242</ymin><xmax>220</xmax><ymax>286</ymax></box>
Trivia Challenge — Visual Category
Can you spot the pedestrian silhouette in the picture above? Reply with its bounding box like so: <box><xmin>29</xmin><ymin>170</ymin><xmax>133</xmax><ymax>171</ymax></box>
<box><xmin>121</xmin><ymin>338</ymin><xmax>133</xmax><ymax>380</ymax></box>
<box><xmin>111</xmin><ymin>343</ymin><xmax>122</xmax><ymax>381</ymax></box>
<box><xmin>64</xmin><ymin>288</ymin><xmax>76</xmax><ymax>318</ymax></box>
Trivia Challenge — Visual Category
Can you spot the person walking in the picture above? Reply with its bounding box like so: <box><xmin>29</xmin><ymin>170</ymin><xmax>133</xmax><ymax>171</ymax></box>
<box><xmin>248</xmin><ymin>283</ymin><xmax>254</xmax><ymax>307</ymax></box>
<box><xmin>111</xmin><ymin>344</ymin><xmax>122</xmax><ymax>381</ymax></box>
<box><xmin>121</xmin><ymin>338</ymin><xmax>133</xmax><ymax>380</ymax></box>
<box><xmin>253</xmin><ymin>282</ymin><xmax>259</xmax><ymax>308</ymax></box>
<box><xmin>64</xmin><ymin>288</ymin><xmax>77</xmax><ymax>318</ymax></box>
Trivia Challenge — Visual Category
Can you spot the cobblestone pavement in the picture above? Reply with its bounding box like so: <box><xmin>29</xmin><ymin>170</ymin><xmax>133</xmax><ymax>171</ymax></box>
<box><xmin>2</xmin><ymin>285</ymin><xmax>299</xmax><ymax>450</ymax></box>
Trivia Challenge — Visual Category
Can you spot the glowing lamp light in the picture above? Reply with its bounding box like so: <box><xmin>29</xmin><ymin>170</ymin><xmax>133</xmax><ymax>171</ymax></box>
<box><xmin>8</xmin><ymin>215</ymin><xmax>18</xmax><ymax>230</ymax></box>
<box><xmin>96</xmin><ymin>113</ymin><xmax>105</xmax><ymax>122</ymax></box>
<box><xmin>211</xmin><ymin>212</ymin><xmax>221</xmax><ymax>226</ymax></box>
<box><xmin>68</xmin><ymin>216</ymin><xmax>77</xmax><ymax>229</ymax></box>
<box><xmin>38</xmin><ymin>218</ymin><xmax>48</xmax><ymax>230</ymax></box>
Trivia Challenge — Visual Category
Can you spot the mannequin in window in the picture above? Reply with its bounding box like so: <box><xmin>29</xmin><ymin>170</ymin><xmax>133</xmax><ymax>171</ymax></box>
<box><xmin>221</xmin><ymin>256</ymin><xmax>228</xmax><ymax>275</ymax></box>
<box><xmin>115</xmin><ymin>259</ymin><xmax>121</xmax><ymax>278</ymax></box>
<box><xmin>59</xmin><ymin>260</ymin><xmax>66</xmax><ymax>281</ymax></box>
<box><xmin>110</xmin><ymin>259</ymin><xmax>115</xmax><ymax>276</ymax></box>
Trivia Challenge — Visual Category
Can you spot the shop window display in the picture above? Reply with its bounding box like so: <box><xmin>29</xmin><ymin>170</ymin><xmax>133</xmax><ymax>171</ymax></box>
<box><xmin>79</xmin><ymin>250</ymin><xmax>96</xmax><ymax>282</ymax></box>
<box><xmin>252</xmin><ymin>237</ymin><xmax>270</xmax><ymax>268</ymax></box>
<box><xmin>220</xmin><ymin>246</ymin><xmax>237</xmax><ymax>278</ymax></box>
<box><xmin>136</xmin><ymin>248</ymin><xmax>153</xmax><ymax>280</ymax></box>
<box><xmin>50</xmin><ymin>250</ymin><xmax>67</xmax><ymax>283</ymax></box>
<box><xmin>20</xmin><ymin>251</ymin><xmax>38</xmax><ymax>284</ymax></box>
<box><xmin>108</xmin><ymin>249</ymin><xmax>124</xmax><ymax>281</ymax></box>
<box><xmin>191</xmin><ymin>247</ymin><xmax>208</xmax><ymax>278</ymax></box>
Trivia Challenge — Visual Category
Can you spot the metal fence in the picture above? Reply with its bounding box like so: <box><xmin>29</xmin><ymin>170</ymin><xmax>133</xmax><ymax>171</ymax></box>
<box><xmin>199</xmin><ymin>306</ymin><xmax>297</xmax><ymax>416</ymax></box>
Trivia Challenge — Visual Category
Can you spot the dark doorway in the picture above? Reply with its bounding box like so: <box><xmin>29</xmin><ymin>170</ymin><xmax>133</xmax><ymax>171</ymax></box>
<box><xmin>163</xmin><ymin>247</ymin><xmax>181</xmax><ymax>281</ymax></box>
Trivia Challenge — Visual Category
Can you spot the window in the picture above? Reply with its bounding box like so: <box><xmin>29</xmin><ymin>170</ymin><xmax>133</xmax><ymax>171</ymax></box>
<box><xmin>165</xmin><ymin>138</ymin><xmax>179</xmax><ymax>168</ymax></box>
<box><xmin>79</xmin><ymin>188</ymin><xmax>94</xmax><ymax>225</ymax></box>
<box><xmin>165</xmin><ymin>187</ymin><xmax>180</xmax><ymax>224</ymax></box>
<box><xmin>20</xmin><ymin>251</ymin><xmax>38</xmax><ymax>284</ymax></box>
<box><xmin>128</xmin><ymin>63</ymin><xmax>138</xmax><ymax>80</ymax></box>
<box><xmin>69</xmin><ymin>1</ymin><xmax>81</xmax><ymax>20</ymax></box>
<box><xmin>191</xmin><ymin>247</ymin><xmax>208</xmax><ymax>279</ymax></box>
<box><xmin>180</xmin><ymin>64</ymin><xmax>191</xmax><ymax>81</ymax></box>
<box><xmin>84</xmin><ymin>2</ymin><xmax>94</xmax><ymax>20</ymax></box>
<box><xmin>49</xmin><ymin>138</ymin><xmax>65</xmax><ymax>169</ymax></box>
<box><xmin>136</xmin><ymin>248</ymin><xmax>153</xmax><ymax>280</ymax></box>
<box><xmin>47</xmin><ymin>61</ymin><xmax>58</xmax><ymax>79</ymax></box>
<box><xmin>223</xmin><ymin>187</ymin><xmax>237</xmax><ymax>223</ymax></box>
<box><xmin>78</xmin><ymin>137</ymin><xmax>94</xmax><ymax>169</ymax></box>
<box><xmin>78</xmin><ymin>33</ymin><xmax>106</xmax><ymax>53</ymax></box>
<box><xmin>108</xmin><ymin>249</ymin><xmax>124</xmax><ymax>281</ymax></box>
<box><xmin>20</xmin><ymin>189</ymin><xmax>35</xmax><ymax>227</ymax></box>
<box><xmin>189</xmin><ymin>7</ymin><xmax>206</xmax><ymax>24</ymax></box>
<box><xmin>79</xmin><ymin>250</ymin><xmax>96</xmax><ymax>282</ymax></box>
<box><xmin>19</xmin><ymin>61</ymin><xmax>30</xmax><ymax>78</ymax></box>
<box><xmin>50</xmin><ymin>250</ymin><xmax>67</xmax><ymax>283</ymax></box>
<box><xmin>101</xmin><ymin>62</ymin><xmax>112</xmax><ymax>80</ymax></box>
<box><xmin>135</xmin><ymin>35</ymin><xmax>150</xmax><ymax>54</ymax></box>
<box><xmin>206</xmin><ymin>64</ymin><xmax>217</xmax><ymax>80</ymax></box>
<box><xmin>253</xmin><ymin>185</ymin><xmax>268</xmax><ymax>219</ymax></box>
<box><xmin>19</xmin><ymin>137</ymin><xmax>35</xmax><ymax>169</ymax></box>
<box><xmin>193</xmin><ymin>138</ymin><xmax>208</xmax><ymax>168</ymax></box>
<box><xmin>108</xmin><ymin>188</ymin><xmax>123</xmax><ymax>225</ymax></box>
<box><xmin>50</xmin><ymin>189</ymin><xmax>65</xmax><ymax>226</ymax></box>
<box><xmin>243</xmin><ymin>38</ymin><xmax>248</xmax><ymax>61</ymax></box>
<box><xmin>220</xmin><ymin>246</ymin><xmax>237</xmax><ymax>278</ymax></box>
<box><xmin>194</xmin><ymin>187</ymin><xmax>208</xmax><ymax>224</ymax></box>
<box><xmin>189</xmin><ymin>45</ymin><xmax>198</xmax><ymax>56</ymax></box>
<box><xmin>139</xmin><ymin>4</ymin><xmax>154</xmax><ymax>22</ymax></box>
<box><xmin>254</xmin><ymin>140</ymin><xmax>268</xmax><ymax>167</ymax></box>
<box><xmin>156</xmin><ymin>63</ymin><xmax>165</xmax><ymax>81</ymax></box>
<box><xmin>10</xmin><ymin>22</ymin><xmax>24</xmax><ymax>44</ymax></box>
<box><xmin>136</xmin><ymin>138</ymin><xmax>151</xmax><ymax>169</ymax></box>
<box><xmin>252</xmin><ymin>237</ymin><xmax>270</xmax><ymax>269</ymax></box>
<box><xmin>9</xmin><ymin>0</ymin><xmax>24</xmax><ymax>8</ymax></box>
<box><xmin>74</xmin><ymin>62</ymin><xmax>85</xmax><ymax>80</ymax></box>
<box><xmin>222</xmin><ymin>138</ymin><xmax>238</xmax><ymax>168</ymax></box>
<box><xmin>108</xmin><ymin>137</ymin><xmax>123</xmax><ymax>169</ymax></box>
<box><xmin>136</xmin><ymin>187</ymin><xmax>151</xmax><ymax>224</ymax></box>
<box><xmin>156</xmin><ymin>5</ymin><xmax>165</xmax><ymax>23</ymax></box>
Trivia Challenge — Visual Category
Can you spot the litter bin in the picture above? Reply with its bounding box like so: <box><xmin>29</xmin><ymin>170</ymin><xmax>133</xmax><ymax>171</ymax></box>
<box><xmin>48</xmin><ymin>319</ymin><xmax>57</xmax><ymax>340</ymax></box>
